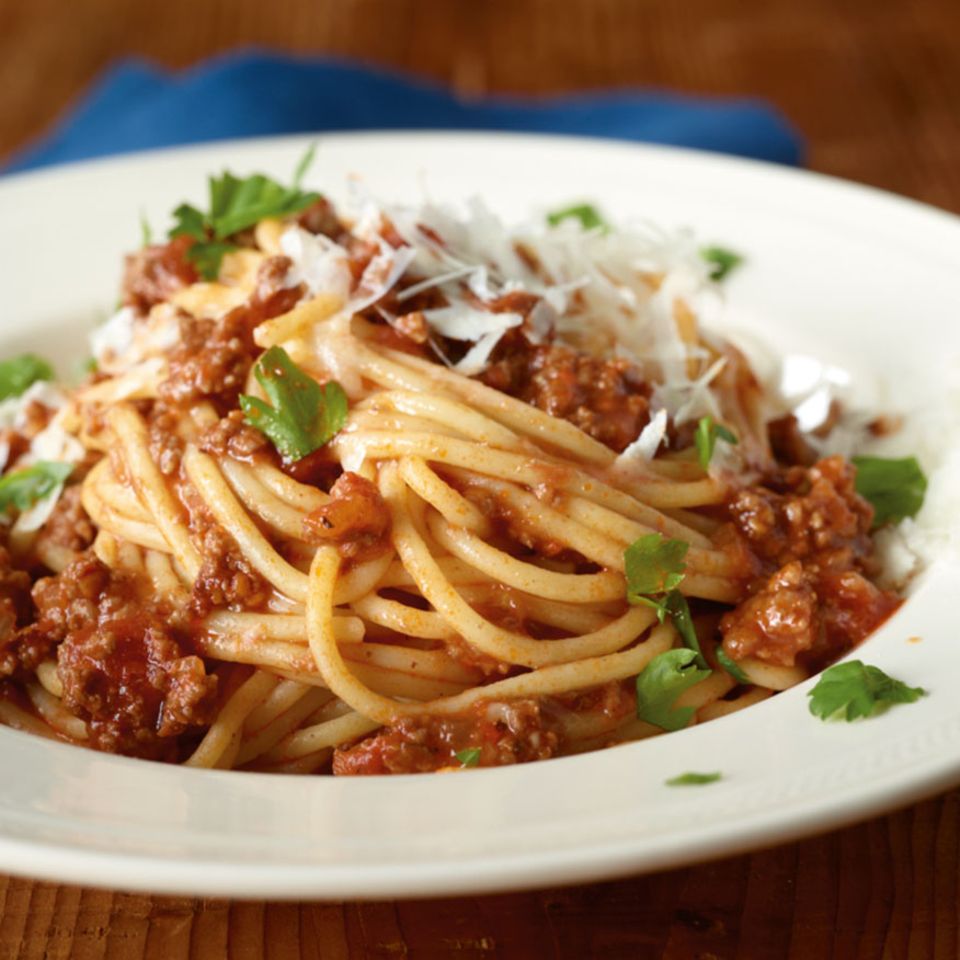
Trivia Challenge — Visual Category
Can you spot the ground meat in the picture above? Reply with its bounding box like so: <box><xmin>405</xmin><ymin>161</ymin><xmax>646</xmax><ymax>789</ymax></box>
<box><xmin>297</xmin><ymin>197</ymin><xmax>346</xmax><ymax>239</ymax></box>
<box><xmin>122</xmin><ymin>235</ymin><xmax>198</xmax><ymax>312</ymax></box>
<box><xmin>190</xmin><ymin>515</ymin><xmax>271</xmax><ymax>617</ymax></box>
<box><xmin>58</xmin><ymin>618</ymin><xmax>216</xmax><ymax>758</ymax></box>
<box><xmin>720</xmin><ymin>562</ymin><xmax>820</xmax><ymax>666</ymax></box>
<box><xmin>3</xmin><ymin>553</ymin><xmax>217</xmax><ymax>758</ymax></box>
<box><xmin>253</xmin><ymin>255</ymin><xmax>304</xmax><ymax>317</ymax></box>
<box><xmin>721</xmin><ymin>561</ymin><xmax>899</xmax><ymax>667</ymax></box>
<box><xmin>332</xmin><ymin>698</ymin><xmax>561</xmax><ymax>775</ymax></box>
<box><xmin>158</xmin><ymin>257</ymin><xmax>304</xmax><ymax>413</ymax></box>
<box><xmin>719</xmin><ymin>457</ymin><xmax>899</xmax><ymax>667</ymax></box>
<box><xmin>302</xmin><ymin>472</ymin><xmax>391</xmax><ymax>561</ymax></box>
<box><xmin>158</xmin><ymin>310</ymin><xmax>255</xmax><ymax>412</ymax></box>
<box><xmin>147</xmin><ymin>404</ymin><xmax>185</xmax><ymax>477</ymax></box>
<box><xmin>480</xmin><ymin>342</ymin><xmax>651</xmax><ymax>452</ymax></box>
<box><xmin>198</xmin><ymin>410</ymin><xmax>272</xmax><ymax>463</ymax></box>
<box><xmin>32</xmin><ymin>553</ymin><xmax>109</xmax><ymax>639</ymax></box>
<box><xmin>0</xmin><ymin>548</ymin><xmax>41</xmax><ymax>677</ymax></box>
<box><xmin>30</xmin><ymin>486</ymin><xmax>96</xmax><ymax>557</ymax></box>
<box><xmin>728</xmin><ymin>456</ymin><xmax>874</xmax><ymax>570</ymax></box>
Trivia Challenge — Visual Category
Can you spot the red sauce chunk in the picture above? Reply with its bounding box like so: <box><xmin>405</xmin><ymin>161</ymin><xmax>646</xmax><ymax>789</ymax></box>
<box><xmin>332</xmin><ymin>699</ymin><xmax>561</xmax><ymax>775</ymax></box>
<box><xmin>122</xmin><ymin>235</ymin><xmax>198</xmax><ymax>312</ymax></box>
<box><xmin>479</xmin><ymin>339</ymin><xmax>652</xmax><ymax>452</ymax></box>
<box><xmin>31</xmin><ymin>555</ymin><xmax>216</xmax><ymax>759</ymax></box>
<box><xmin>720</xmin><ymin>456</ymin><xmax>900</xmax><ymax>667</ymax></box>
<box><xmin>303</xmin><ymin>472</ymin><xmax>391</xmax><ymax>561</ymax></box>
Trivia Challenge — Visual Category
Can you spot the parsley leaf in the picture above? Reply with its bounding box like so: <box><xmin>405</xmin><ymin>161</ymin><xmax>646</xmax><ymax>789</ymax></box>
<box><xmin>167</xmin><ymin>147</ymin><xmax>319</xmax><ymax>280</ymax></box>
<box><xmin>666</xmin><ymin>771</ymin><xmax>722</xmax><ymax>786</ymax></box>
<box><xmin>625</xmin><ymin>534</ymin><xmax>688</xmax><ymax>599</ymax></box>
<box><xmin>455</xmin><ymin>747</ymin><xmax>481</xmax><ymax>768</ymax></box>
<box><xmin>0</xmin><ymin>354</ymin><xmax>54</xmax><ymax>401</ymax></box>
<box><xmin>701</xmin><ymin>246</ymin><xmax>743</xmax><ymax>281</ymax></box>
<box><xmin>187</xmin><ymin>241</ymin><xmax>240</xmax><ymax>282</ymax></box>
<box><xmin>0</xmin><ymin>462</ymin><xmax>73</xmax><ymax>514</ymax></box>
<box><xmin>852</xmin><ymin>455</ymin><xmax>927</xmax><ymax>527</ymax></box>
<box><xmin>716</xmin><ymin>646</ymin><xmax>749</xmax><ymax>684</ymax></box>
<box><xmin>694</xmin><ymin>416</ymin><xmax>738</xmax><ymax>471</ymax></box>
<box><xmin>546</xmin><ymin>203</ymin><xmax>606</xmax><ymax>230</ymax></box>
<box><xmin>660</xmin><ymin>590</ymin><xmax>708</xmax><ymax>668</ymax></box>
<box><xmin>636</xmin><ymin>649</ymin><xmax>711</xmax><ymax>732</ymax></box>
<box><xmin>807</xmin><ymin>660</ymin><xmax>925</xmax><ymax>722</ymax></box>
<box><xmin>625</xmin><ymin>536</ymin><xmax>706</xmax><ymax>667</ymax></box>
<box><xmin>240</xmin><ymin>347</ymin><xmax>348</xmax><ymax>461</ymax></box>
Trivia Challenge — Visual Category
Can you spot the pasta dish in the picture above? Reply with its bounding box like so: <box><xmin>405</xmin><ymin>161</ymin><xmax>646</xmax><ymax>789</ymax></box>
<box><xmin>0</xmin><ymin>152</ymin><xmax>923</xmax><ymax>774</ymax></box>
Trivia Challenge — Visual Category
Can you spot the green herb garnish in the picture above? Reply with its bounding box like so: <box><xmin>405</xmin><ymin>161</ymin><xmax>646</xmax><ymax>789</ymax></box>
<box><xmin>807</xmin><ymin>660</ymin><xmax>925</xmax><ymax>722</ymax></box>
<box><xmin>0</xmin><ymin>354</ymin><xmax>54</xmax><ymax>402</ymax></box>
<box><xmin>169</xmin><ymin>146</ymin><xmax>319</xmax><ymax>280</ymax></box>
<box><xmin>852</xmin><ymin>455</ymin><xmax>927</xmax><ymax>527</ymax></box>
<box><xmin>666</xmin><ymin>771</ymin><xmax>722</xmax><ymax>786</ymax></box>
<box><xmin>694</xmin><ymin>416</ymin><xmax>738</xmax><ymax>471</ymax></box>
<box><xmin>455</xmin><ymin>747</ymin><xmax>481</xmax><ymax>768</ymax></box>
<box><xmin>0</xmin><ymin>462</ymin><xmax>73</xmax><ymax>514</ymax></box>
<box><xmin>624</xmin><ymin>535</ymin><xmax>707</xmax><ymax>667</ymax></box>
<box><xmin>701</xmin><ymin>246</ymin><xmax>743</xmax><ymax>281</ymax></box>
<box><xmin>625</xmin><ymin>534</ymin><xmax>688</xmax><ymax>599</ymax></box>
<box><xmin>716</xmin><ymin>646</ymin><xmax>749</xmax><ymax>684</ymax></box>
<box><xmin>546</xmin><ymin>203</ymin><xmax>606</xmax><ymax>231</ymax></box>
<box><xmin>636</xmin><ymin>649</ymin><xmax>711</xmax><ymax>732</ymax></box>
<box><xmin>240</xmin><ymin>346</ymin><xmax>347</xmax><ymax>461</ymax></box>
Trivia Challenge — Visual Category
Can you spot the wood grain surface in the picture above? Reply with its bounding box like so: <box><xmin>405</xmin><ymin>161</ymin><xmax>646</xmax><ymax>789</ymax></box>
<box><xmin>1</xmin><ymin>1</ymin><xmax>959</xmax><ymax>956</ymax></box>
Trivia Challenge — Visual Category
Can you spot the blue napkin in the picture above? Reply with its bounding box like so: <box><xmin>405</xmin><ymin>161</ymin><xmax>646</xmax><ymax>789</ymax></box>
<box><xmin>5</xmin><ymin>51</ymin><xmax>803</xmax><ymax>173</ymax></box>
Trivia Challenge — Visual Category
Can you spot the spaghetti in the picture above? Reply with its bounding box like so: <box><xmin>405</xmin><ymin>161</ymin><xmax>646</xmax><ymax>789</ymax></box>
<box><xmin>0</xmin><ymin>164</ymin><xmax>906</xmax><ymax>774</ymax></box>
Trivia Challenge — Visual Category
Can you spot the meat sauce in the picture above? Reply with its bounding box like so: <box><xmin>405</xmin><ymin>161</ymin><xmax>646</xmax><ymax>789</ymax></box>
<box><xmin>719</xmin><ymin>456</ymin><xmax>900</xmax><ymax>668</ymax></box>
<box><xmin>332</xmin><ymin>699</ymin><xmax>561</xmax><ymax>775</ymax></box>
<box><xmin>480</xmin><ymin>336</ymin><xmax>652</xmax><ymax>453</ymax></box>
<box><xmin>2</xmin><ymin>554</ymin><xmax>216</xmax><ymax>759</ymax></box>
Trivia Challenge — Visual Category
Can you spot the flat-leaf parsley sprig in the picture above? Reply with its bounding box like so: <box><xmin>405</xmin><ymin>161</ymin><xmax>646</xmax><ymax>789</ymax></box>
<box><xmin>240</xmin><ymin>346</ymin><xmax>348</xmax><ymax>462</ymax></box>
<box><xmin>807</xmin><ymin>660</ymin><xmax>925</xmax><ymax>721</ymax></box>
<box><xmin>666</xmin><ymin>771</ymin><xmax>722</xmax><ymax>786</ymax></box>
<box><xmin>0</xmin><ymin>354</ymin><xmax>53</xmax><ymax>402</ymax></box>
<box><xmin>624</xmin><ymin>534</ymin><xmax>709</xmax><ymax>668</ymax></box>
<box><xmin>851</xmin><ymin>455</ymin><xmax>927</xmax><ymax>528</ymax></box>
<box><xmin>636</xmin><ymin>648</ymin><xmax>711</xmax><ymax>732</ymax></box>
<box><xmin>168</xmin><ymin>145</ymin><xmax>320</xmax><ymax>280</ymax></box>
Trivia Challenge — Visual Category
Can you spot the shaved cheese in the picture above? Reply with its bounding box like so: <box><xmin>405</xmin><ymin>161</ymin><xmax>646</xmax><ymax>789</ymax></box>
<box><xmin>90</xmin><ymin>307</ymin><xmax>137</xmax><ymax>365</ymax></box>
<box><xmin>280</xmin><ymin>227</ymin><xmax>352</xmax><ymax>303</ymax></box>
<box><xmin>617</xmin><ymin>409</ymin><xmax>668</xmax><ymax>465</ymax></box>
<box><xmin>0</xmin><ymin>380</ymin><xmax>67</xmax><ymax>430</ymax></box>
<box><xmin>92</xmin><ymin>304</ymin><xmax>181</xmax><ymax>373</ymax></box>
<box><xmin>395</xmin><ymin>265</ymin><xmax>477</xmax><ymax>303</ymax></box>
<box><xmin>422</xmin><ymin>307</ymin><xmax>522</xmax><ymax>341</ymax></box>
<box><xmin>453</xmin><ymin>331</ymin><xmax>507</xmax><ymax>376</ymax></box>
<box><xmin>348</xmin><ymin>242</ymin><xmax>417</xmax><ymax>315</ymax></box>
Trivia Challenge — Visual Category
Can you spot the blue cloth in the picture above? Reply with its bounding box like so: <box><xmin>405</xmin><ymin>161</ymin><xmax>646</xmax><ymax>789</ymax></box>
<box><xmin>5</xmin><ymin>51</ymin><xmax>803</xmax><ymax>173</ymax></box>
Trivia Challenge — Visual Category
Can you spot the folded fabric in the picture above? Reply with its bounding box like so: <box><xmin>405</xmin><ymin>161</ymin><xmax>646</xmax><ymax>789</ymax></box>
<box><xmin>5</xmin><ymin>50</ymin><xmax>803</xmax><ymax>173</ymax></box>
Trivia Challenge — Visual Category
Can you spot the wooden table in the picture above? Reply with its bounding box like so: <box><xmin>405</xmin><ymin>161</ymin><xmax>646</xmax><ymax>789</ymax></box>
<box><xmin>2</xmin><ymin>1</ymin><xmax>959</xmax><ymax>956</ymax></box>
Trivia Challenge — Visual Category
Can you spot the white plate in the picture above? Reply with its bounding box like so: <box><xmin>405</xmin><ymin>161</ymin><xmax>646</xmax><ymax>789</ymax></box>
<box><xmin>1</xmin><ymin>132</ymin><xmax>958</xmax><ymax>899</ymax></box>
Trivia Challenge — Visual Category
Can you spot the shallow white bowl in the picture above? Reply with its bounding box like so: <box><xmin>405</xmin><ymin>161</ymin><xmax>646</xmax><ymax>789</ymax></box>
<box><xmin>0</xmin><ymin>132</ymin><xmax>958</xmax><ymax>899</ymax></box>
